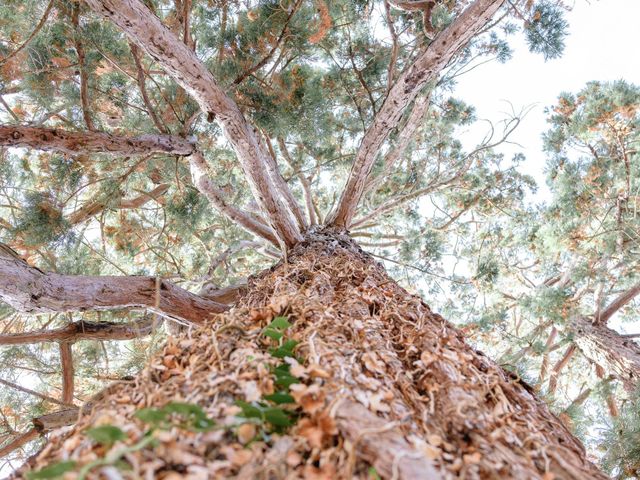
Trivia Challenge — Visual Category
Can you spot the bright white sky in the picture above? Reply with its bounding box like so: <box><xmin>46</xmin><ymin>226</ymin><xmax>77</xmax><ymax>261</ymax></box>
<box><xmin>454</xmin><ymin>0</ymin><xmax>640</xmax><ymax>197</ymax></box>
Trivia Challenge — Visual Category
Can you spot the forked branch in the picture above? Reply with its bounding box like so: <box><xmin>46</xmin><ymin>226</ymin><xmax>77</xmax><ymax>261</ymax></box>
<box><xmin>327</xmin><ymin>0</ymin><xmax>505</xmax><ymax>228</ymax></box>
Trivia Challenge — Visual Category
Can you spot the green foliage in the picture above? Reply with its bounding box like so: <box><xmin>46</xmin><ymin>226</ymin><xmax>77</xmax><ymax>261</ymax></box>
<box><xmin>602</xmin><ymin>388</ymin><xmax>640</xmax><ymax>478</ymax></box>
<box><xmin>524</xmin><ymin>1</ymin><xmax>568</xmax><ymax>60</ymax></box>
<box><xmin>14</xmin><ymin>192</ymin><xmax>70</xmax><ymax>245</ymax></box>
<box><xmin>26</xmin><ymin>461</ymin><xmax>77</xmax><ymax>479</ymax></box>
<box><xmin>134</xmin><ymin>401</ymin><xmax>216</xmax><ymax>432</ymax></box>
<box><xmin>86</xmin><ymin>425</ymin><xmax>127</xmax><ymax>446</ymax></box>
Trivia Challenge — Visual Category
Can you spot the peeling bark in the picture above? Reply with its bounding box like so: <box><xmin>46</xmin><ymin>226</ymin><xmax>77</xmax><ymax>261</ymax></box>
<box><xmin>328</xmin><ymin>0</ymin><xmax>504</xmax><ymax>227</ymax></box>
<box><xmin>59</xmin><ymin>343</ymin><xmax>75</xmax><ymax>405</ymax></box>
<box><xmin>0</xmin><ymin>243</ymin><xmax>226</xmax><ymax>325</ymax></box>
<box><xmin>85</xmin><ymin>0</ymin><xmax>303</xmax><ymax>248</ymax></box>
<box><xmin>0</xmin><ymin>126</ymin><xmax>195</xmax><ymax>156</ymax></box>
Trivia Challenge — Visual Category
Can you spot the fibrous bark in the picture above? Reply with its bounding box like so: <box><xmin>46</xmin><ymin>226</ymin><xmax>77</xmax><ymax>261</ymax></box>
<box><xmin>0</xmin><ymin>126</ymin><xmax>195</xmax><ymax>156</ymax></box>
<box><xmin>571</xmin><ymin>316</ymin><xmax>640</xmax><ymax>390</ymax></box>
<box><xmin>328</xmin><ymin>0</ymin><xmax>504</xmax><ymax>227</ymax></box>
<box><xmin>21</xmin><ymin>231</ymin><xmax>604</xmax><ymax>479</ymax></box>
<box><xmin>0</xmin><ymin>243</ymin><xmax>226</xmax><ymax>325</ymax></box>
<box><xmin>85</xmin><ymin>0</ymin><xmax>303</xmax><ymax>248</ymax></box>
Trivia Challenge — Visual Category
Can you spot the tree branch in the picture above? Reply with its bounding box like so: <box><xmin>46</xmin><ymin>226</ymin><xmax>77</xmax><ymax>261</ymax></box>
<box><xmin>0</xmin><ymin>317</ymin><xmax>155</xmax><ymax>346</ymax></box>
<box><xmin>0</xmin><ymin>378</ymin><xmax>71</xmax><ymax>407</ymax></box>
<box><xmin>278</xmin><ymin>138</ymin><xmax>317</xmax><ymax>225</ymax></box>
<box><xmin>327</xmin><ymin>0</ymin><xmax>504</xmax><ymax>227</ymax></box>
<box><xmin>59</xmin><ymin>343</ymin><xmax>74</xmax><ymax>405</ymax></box>
<box><xmin>596</xmin><ymin>280</ymin><xmax>640</xmax><ymax>325</ymax></box>
<box><xmin>188</xmin><ymin>153</ymin><xmax>280</xmax><ymax>246</ymax></box>
<box><xmin>85</xmin><ymin>0</ymin><xmax>303</xmax><ymax>248</ymax></box>
<box><xmin>0</xmin><ymin>126</ymin><xmax>195</xmax><ymax>156</ymax></box>
<box><xmin>0</xmin><ymin>428</ymin><xmax>38</xmax><ymax>459</ymax></box>
<box><xmin>0</xmin><ymin>243</ymin><xmax>226</xmax><ymax>325</ymax></box>
<box><xmin>68</xmin><ymin>183</ymin><xmax>170</xmax><ymax>225</ymax></box>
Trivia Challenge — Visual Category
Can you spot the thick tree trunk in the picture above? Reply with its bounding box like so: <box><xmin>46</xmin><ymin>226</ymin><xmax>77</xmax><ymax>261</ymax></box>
<box><xmin>19</xmin><ymin>231</ymin><xmax>604</xmax><ymax>479</ymax></box>
<box><xmin>0</xmin><ymin>244</ymin><xmax>226</xmax><ymax>325</ymax></box>
<box><xmin>0</xmin><ymin>126</ymin><xmax>195</xmax><ymax>156</ymax></box>
<box><xmin>571</xmin><ymin>316</ymin><xmax>640</xmax><ymax>390</ymax></box>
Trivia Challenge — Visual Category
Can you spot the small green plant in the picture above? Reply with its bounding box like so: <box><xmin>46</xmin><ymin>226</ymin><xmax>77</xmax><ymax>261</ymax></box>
<box><xmin>135</xmin><ymin>401</ymin><xmax>216</xmax><ymax>432</ymax></box>
<box><xmin>26</xmin><ymin>461</ymin><xmax>77</xmax><ymax>479</ymax></box>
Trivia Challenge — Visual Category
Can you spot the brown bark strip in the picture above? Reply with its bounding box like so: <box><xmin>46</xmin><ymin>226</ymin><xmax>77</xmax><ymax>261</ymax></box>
<box><xmin>327</xmin><ymin>0</ymin><xmax>504</xmax><ymax>227</ymax></box>
<box><xmin>572</xmin><ymin>316</ymin><xmax>640</xmax><ymax>390</ymax></box>
<box><xmin>189</xmin><ymin>153</ymin><xmax>280</xmax><ymax>246</ymax></box>
<box><xmin>0</xmin><ymin>243</ymin><xmax>226</xmax><ymax>325</ymax></box>
<box><xmin>594</xmin><ymin>365</ymin><xmax>619</xmax><ymax>418</ymax></box>
<box><xmin>0</xmin><ymin>126</ymin><xmax>195</xmax><ymax>156</ymax></box>
<box><xmin>0</xmin><ymin>428</ymin><xmax>39</xmax><ymax>459</ymax></box>
<box><xmin>538</xmin><ymin>326</ymin><xmax>558</xmax><ymax>384</ymax></box>
<box><xmin>0</xmin><ymin>318</ymin><xmax>154</xmax><ymax>346</ymax></box>
<box><xmin>68</xmin><ymin>183</ymin><xmax>169</xmax><ymax>225</ymax></box>
<box><xmin>59</xmin><ymin>343</ymin><xmax>75</xmax><ymax>404</ymax></box>
<box><xmin>86</xmin><ymin>0</ymin><xmax>303</xmax><ymax>248</ymax></box>
<box><xmin>596</xmin><ymin>280</ymin><xmax>640</xmax><ymax>325</ymax></box>
<box><xmin>547</xmin><ymin>344</ymin><xmax>577</xmax><ymax>395</ymax></box>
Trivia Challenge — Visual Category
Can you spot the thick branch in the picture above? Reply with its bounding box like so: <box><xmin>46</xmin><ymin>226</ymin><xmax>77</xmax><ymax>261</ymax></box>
<box><xmin>0</xmin><ymin>243</ymin><xmax>226</xmax><ymax>325</ymax></box>
<box><xmin>0</xmin><ymin>318</ymin><xmax>154</xmax><ymax>346</ymax></box>
<box><xmin>596</xmin><ymin>280</ymin><xmax>640</xmax><ymax>325</ymax></box>
<box><xmin>189</xmin><ymin>153</ymin><xmax>279</xmax><ymax>246</ymax></box>
<box><xmin>0</xmin><ymin>126</ymin><xmax>195</xmax><ymax>156</ymax></box>
<box><xmin>327</xmin><ymin>0</ymin><xmax>504</xmax><ymax>227</ymax></box>
<box><xmin>363</xmin><ymin>92</ymin><xmax>431</xmax><ymax>196</ymax></box>
<box><xmin>86</xmin><ymin>0</ymin><xmax>302</xmax><ymax>248</ymax></box>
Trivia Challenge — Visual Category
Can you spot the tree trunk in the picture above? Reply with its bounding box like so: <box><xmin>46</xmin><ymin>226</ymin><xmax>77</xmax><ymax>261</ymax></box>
<box><xmin>571</xmin><ymin>316</ymin><xmax>640</xmax><ymax>390</ymax></box>
<box><xmin>20</xmin><ymin>231</ymin><xmax>604</xmax><ymax>479</ymax></box>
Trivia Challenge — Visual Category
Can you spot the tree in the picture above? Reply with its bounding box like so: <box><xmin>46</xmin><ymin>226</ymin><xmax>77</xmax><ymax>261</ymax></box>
<box><xmin>445</xmin><ymin>80</ymin><xmax>640</xmax><ymax>477</ymax></box>
<box><xmin>0</xmin><ymin>0</ymin><xmax>608</xmax><ymax>478</ymax></box>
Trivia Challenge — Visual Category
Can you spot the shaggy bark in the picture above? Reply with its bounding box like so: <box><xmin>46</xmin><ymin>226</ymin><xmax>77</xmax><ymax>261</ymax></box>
<box><xmin>0</xmin><ymin>243</ymin><xmax>226</xmax><ymax>325</ymax></box>
<box><xmin>21</xmin><ymin>231</ymin><xmax>604</xmax><ymax>479</ymax></box>
<box><xmin>328</xmin><ymin>0</ymin><xmax>504</xmax><ymax>227</ymax></box>
<box><xmin>85</xmin><ymin>0</ymin><xmax>303</xmax><ymax>248</ymax></box>
<box><xmin>571</xmin><ymin>316</ymin><xmax>640</xmax><ymax>390</ymax></box>
<box><xmin>0</xmin><ymin>126</ymin><xmax>195</xmax><ymax>156</ymax></box>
